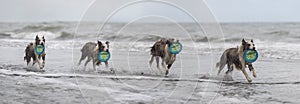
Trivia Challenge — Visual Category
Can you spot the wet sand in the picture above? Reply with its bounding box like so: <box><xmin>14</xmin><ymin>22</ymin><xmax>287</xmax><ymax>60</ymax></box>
<box><xmin>0</xmin><ymin>47</ymin><xmax>300</xmax><ymax>104</ymax></box>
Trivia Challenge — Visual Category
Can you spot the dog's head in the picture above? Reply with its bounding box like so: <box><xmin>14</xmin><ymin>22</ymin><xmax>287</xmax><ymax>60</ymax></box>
<box><xmin>97</xmin><ymin>40</ymin><xmax>109</xmax><ymax>52</ymax></box>
<box><xmin>166</xmin><ymin>38</ymin><xmax>180</xmax><ymax>47</ymax></box>
<box><xmin>242</xmin><ymin>39</ymin><xmax>255</xmax><ymax>51</ymax></box>
<box><xmin>35</xmin><ymin>35</ymin><xmax>45</xmax><ymax>46</ymax></box>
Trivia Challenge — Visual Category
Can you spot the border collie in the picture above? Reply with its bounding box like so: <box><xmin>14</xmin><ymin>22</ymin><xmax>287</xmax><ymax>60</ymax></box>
<box><xmin>24</xmin><ymin>35</ymin><xmax>46</xmax><ymax>70</ymax></box>
<box><xmin>216</xmin><ymin>39</ymin><xmax>257</xmax><ymax>83</ymax></box>
<box><xmin>149</xmin><ymin>38</ymin><xmax>179</xmax><ymax>76</ymax></box>
<box><xmin>78</xmin><ymin>40</ymin><xmax>109</xmax><ymax>71</ymax></box>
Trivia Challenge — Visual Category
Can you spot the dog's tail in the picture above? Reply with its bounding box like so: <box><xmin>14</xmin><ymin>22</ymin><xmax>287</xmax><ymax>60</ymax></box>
<box><xmin>150</xmin><ymin>46</ymin><xmax>154</xmax><ymax>55</ymax></box>
<box><xmin>24</xmin><ymin>43</ymin><xmax>33</xmax><ymax>65</ymax></box>
<box><xmin>216</xmin><ymin>62</ymin><xmax>220</xmax><ymax>68</ymax></box>
<box><xmin>216</xmin><ymin>51</ymin><xmax>227</xmax><ymax>69</ymax></box>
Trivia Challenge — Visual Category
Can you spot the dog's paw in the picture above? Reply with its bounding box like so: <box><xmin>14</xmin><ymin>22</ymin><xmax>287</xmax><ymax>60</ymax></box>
<box><xmin>247</xmin><ymin>79</ymin><xmax>252</xmax><ymax>83</ymax></box>
<box><xmin>165</xmin><ymin>70</ymin><xmax>169</xmax><ymax>76</ymax></box>
<box><xmin>253</xmin><ymin>74</ymin><xmax>257</xmax><ymax>78</ymax></box>
<box><xmin>39</xmin><ymin>66</ymin><xmax>44</xmax><ymax>70</ymax></box>
<box><xmin>41</xmin><ymin>69</ymin><xmax>46</xmax><ymax>72</ymax></box>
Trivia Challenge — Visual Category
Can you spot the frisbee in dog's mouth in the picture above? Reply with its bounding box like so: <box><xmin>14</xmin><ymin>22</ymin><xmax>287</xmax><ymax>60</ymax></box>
<box><xmin>98</xmin><ymin>51</ymin><xmax>111</xmax><ymax>62</ymax></box>
<box><xmin>35</xmin><ymin>45</ymin><xmax>45</xmax><ymax>55</ymax></box>
<box><xmin>169</xmin><ymin>43</ymin><xmax>182</xmax><ymax>54</ymax></box>
<box><xmin>244</xmin><ymin>49</ymin><xmax>258</xmax><ymax>63</ymax></box>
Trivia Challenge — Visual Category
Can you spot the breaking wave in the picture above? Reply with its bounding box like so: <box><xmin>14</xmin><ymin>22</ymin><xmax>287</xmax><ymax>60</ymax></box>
<box><xmin>13</xmin><ymin>25</ymin><xmax>63</xmax><ymax>33</ymax></box>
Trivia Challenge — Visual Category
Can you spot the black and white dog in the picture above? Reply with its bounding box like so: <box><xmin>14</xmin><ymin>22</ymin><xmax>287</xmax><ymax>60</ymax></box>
<box><xmin>149</xmin><ymin>38</ymin><xmax>179</xmax><ymax>76</ymax></box>
<box><xmin>24</xmin><ymin>35</ymin><xmax>46</xmax><ymax>70</ymax></box>
<box><xmin>216</xmin><ymin>39</ymin><xmax>257</xmax><ymax>83</ymax></box>
<box><xmin>78</xmin><ymin>40</ymin><xmax>109</xmax><ymax>71</ymax></box>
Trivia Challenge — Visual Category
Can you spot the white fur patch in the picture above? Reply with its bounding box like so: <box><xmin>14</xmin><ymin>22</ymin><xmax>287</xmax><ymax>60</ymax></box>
<box><xmin>103</xmin><ymin>43</ymin><xmax>108</xmax><ymax>52</ymax></box>
<box><xmin>247</xmin><ymin>41</ymin><xmax>255</xmax><ymax>50</ymax></box>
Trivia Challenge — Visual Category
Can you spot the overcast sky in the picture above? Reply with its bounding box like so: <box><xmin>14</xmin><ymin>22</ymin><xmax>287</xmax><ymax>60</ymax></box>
<box><xmin>0</xmin><ymin>0</ymin><xmax>299</xmax><ymax>22</ymax></box>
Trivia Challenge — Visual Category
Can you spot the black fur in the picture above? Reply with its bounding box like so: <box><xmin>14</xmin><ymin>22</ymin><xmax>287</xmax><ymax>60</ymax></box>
<box><xmin>24</xmin><ymin>35</ymin><xmax>46</xmax><ymax>70</ymax></box>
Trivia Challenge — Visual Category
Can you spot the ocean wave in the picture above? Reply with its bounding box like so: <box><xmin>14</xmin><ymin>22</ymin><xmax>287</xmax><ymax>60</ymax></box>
<box><xmin>0</xmin><ymin>31</ymin><xmax>77</xmax><ymax>40</ymax></box>
<box><xmin>55</xmin><ymin>31</ymin><xmax>74</xmax><ymax>40</ymax></box>
<box><xmin>0</xmin><ymin>32</ymin><xmax>12</xmax><ymax>39</ymax></box>
<box><xmin>99</xmin><ymin>34</ymin><xmax>163</xmax><ymax>42</ymax></box>
<box><xmin>266</xmin><ymin>30</ymin><xmax>289</xmax><ymax>36</ymax></box>
<box><xmin>13</xmin><ymin>25</ymin><xmax>63</xmax><ymax>33</ymax></box>
<box><xmin>10</xmin><ymin>31</ymin><xmax>61</xmax><ymax>40</ymax></box>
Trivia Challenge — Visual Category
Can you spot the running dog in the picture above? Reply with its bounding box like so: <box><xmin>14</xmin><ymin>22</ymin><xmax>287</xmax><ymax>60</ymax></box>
<box><xmin>24</xmin><ymin>35</ymin><xmax>46</xmax><ymax>70</ymax></box>
<box><xmin>216</xmin><ymin>39</ymin><xmax>257</xmax><ymax>83</ymax></box>
<box><xmin>149</xmin><ymin>38</ymin><xmax>179</xmax><ymax>76</ymax></box>
<box><xmin>78</xmin><ymin>40</ymin><xmax>109</xmax><ymax>71</ymax></box>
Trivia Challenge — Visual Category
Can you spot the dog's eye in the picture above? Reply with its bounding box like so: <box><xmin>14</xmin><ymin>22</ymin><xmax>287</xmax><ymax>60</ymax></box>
<box><xmin>248</xmin><ymin>44</ymin><xmax>250</xmax><ymax>46</ymax></box>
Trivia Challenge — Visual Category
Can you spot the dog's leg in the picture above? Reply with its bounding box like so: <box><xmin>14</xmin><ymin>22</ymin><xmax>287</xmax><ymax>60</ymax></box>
<box><xmin>105</xmin><ymin>61</ymin><xmax>109</xmax><ymax>68</ymax></box>
<box><xmin>105</xmin><ymin>61</ymin><xmax>113</xmax><ymax>73</ymax></box>
<box><xmin>78</xmin><ymin>54</ymin><xmax>86</xmax><ymax>66</ymax></box>
<box><xmin>32</xmin><ymin>55</ymin><xmax>37</xmax><ymax>66</ymax></box>
<box><xmin>41</xmin><ymin>54</ymin><xmax>46</xmax><ymax>70</ymax></box>
<box><xmin>239</xmin><ymin>55</ymin><xmax>252</xmax><ymax>83</ymax></box>
<box><xmin>248</xmin><ymin>64</ymin><xmax>256</xmax><ymax>78</ymax></box>
<box><xmin>225</xmin><ymin>64</ymin><xmax>234</xmax><ymax>75</ymax></box>
<box><xmin>217</xmin><ymin>62</ymin><xmax>226</xmax><ymax>75</ymax></box>
<box><xmin>84</xmin><ymin>57</ymin><xmax>91</xmax><ymax>71</ymax></box>
<box><xmin>155</xmin><ymin>57</ymin><xmax>160</xmax><ymax>69</ymax></box>
<box><xmin>167</xmin><ymin>64</ymin><xmax>172</xmax><ymax>69</ymax></box>
<box><xmin>24</xmin><ymin>56</ymin><xmax>31</xmax><ymax>66</ymax></box>
<box><xmin>161</xmin><ymin>58</ymin><xmax>165</xmax><ymax>69</ymax></box>
<box><xmin>241</xmin><ymin>67</ymin><xmax>252</xmax><ymax>83</ymax></box>
<box><xmin>32</xmin><ymin>61</ymin><xmax>36</xmax><ymax>66</ymax></box>
<box><xmin>149</xmin><ymin>55</ymin><xmax>154</xmax><ymax>66</ymax></box>
<box><xmin>36</xmin><ymin>57</ymin><xmax>43</xmax><ymax>69</ymax></box>
<box><xmin>223</xmin><ymin>64</ymin><xmax>234</xmax><ymax>81</ymax></box>
<box><xmin>161</xmin><ymin>58</ymin><xmax>169</xmax><ymax>76</ymax></box>
<box><xmin>217</xmin><ymin>53</ymin><xmax>227</xmax><ymax>75</ymax></box>
<box><xmin>92</xmin><ymin>58</ymin><xmax>97</xmax><ymax>72</ymax></box>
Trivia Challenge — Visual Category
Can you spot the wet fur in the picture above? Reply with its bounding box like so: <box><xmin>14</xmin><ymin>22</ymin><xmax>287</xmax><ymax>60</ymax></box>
<box><xmin>216</xmin><ymin>39</ymin><xmax>257</xmax><ymax>83</ymax></box>
<box><xmin>24</xmin><ymin>35</ymin><xmax>46</xmax><ymax>70</ymax></box>
<box><xmin>149</xmin><ymin>38</ymin><xmax>179</xmax><ymax>76</ymax></box>
<box><xmin>78</xmin><ymin>41</ymin><xmax>109</xmax><ymax>71</ymax></box>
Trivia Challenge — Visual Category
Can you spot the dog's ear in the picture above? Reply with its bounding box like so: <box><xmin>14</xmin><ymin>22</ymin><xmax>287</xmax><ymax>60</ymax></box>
<box><xmin>98</xmin><ymin>40</ymin><xmax>102</xmax><ymax>46</ymax></box>
<box><xmin>105</xmin><ymin>41</ymin><xmax>109</xmax><ymax>45</ymax></box>
<box><xmin>250</xmin><ymin>39</ymin><xmax>253</xmax><ymax>43</ymax></box>
<box><xmin>242</xmin><ymin>38</ymin><xmax>246</xmax><ymax>45</ymax></box>
<box><xmin>42</xmin><ymin>36</ymin><xmax>45</xmax><ymax>42</ymax></box>
<box><xmin>35</xmin><ymin>35</ymin><xmax>39</xmax><ymax>40</ymax></box>
<box><xmin>166</xmin><ymin>40</ymin><xmax>170</xmax><ymax>45</ymax></box>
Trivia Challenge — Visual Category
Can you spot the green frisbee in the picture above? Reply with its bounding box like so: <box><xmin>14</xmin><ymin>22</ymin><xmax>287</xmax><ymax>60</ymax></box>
<box><xmin>98</xmin><ymin>51</ymin><xmax>111</xmax><ymax>62</ymax></box>
<box><xmin>244</xmin><ymin>49</ymin><xmax>258</xmax><ymax>63</ymax></box>
<box><xmin>169</xmin><ymin>43</ymin><xmax>182</xmax><ymax>54</ymax></box>
<box><xmin>35</xmin><ymin>45</ymin><xmax>45</xmax><ymax>55</ymax></box>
